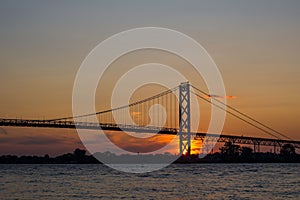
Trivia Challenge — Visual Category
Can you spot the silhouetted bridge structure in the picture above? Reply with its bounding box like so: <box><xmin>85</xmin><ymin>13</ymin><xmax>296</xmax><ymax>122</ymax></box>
<box><xmin>1</xmin><ymin>82</ymin><xmax>299</xmax><ymax>154</ymax></box>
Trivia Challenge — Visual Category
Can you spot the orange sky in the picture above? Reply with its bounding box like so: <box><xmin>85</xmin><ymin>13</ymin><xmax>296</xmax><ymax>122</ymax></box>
<box><xmin>0</xmin><ymin>127</ymin><xmax>181</xmax><ymax>156</ymax></box>
<box><xmin>0</xmin><ymin>1</ymin><xmax>300</xmax><ymax>155</ymax></box>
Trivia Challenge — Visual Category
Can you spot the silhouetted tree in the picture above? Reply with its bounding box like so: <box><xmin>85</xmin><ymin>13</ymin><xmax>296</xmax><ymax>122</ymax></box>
<box><xmin>240</xmin><ymin>147</ymin><xmax>253</xmax><ymax>162</ymax></box>
<box><xmin>220</xmin><ymin>142</ymin><xmax>241</xmax><ymax>155</ymax></box>
<box><xmin>280</xmin><ymin>144</ymin><xmax>296</xmax><ymax>156</ymax></box>
<box><xmin>220</xmin><ymin>142</ymin><xmax>241</xmax><ymax>162</ymax></box>
<box><xmin>241</xmin><ymin>147</ymin><xmax>253</xmax><ymax>157</ymax></box>
<box><xmin>74</xmin><ymin>148</ymin><xmax>86</xmax><ymax>157</ymax></box>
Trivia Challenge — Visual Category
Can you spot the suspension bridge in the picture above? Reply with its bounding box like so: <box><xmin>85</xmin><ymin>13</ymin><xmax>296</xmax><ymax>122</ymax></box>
<box><xmin>0</xmin><ymin>82</ymin><xmax>299</xmax><ymax>155</ymax></box>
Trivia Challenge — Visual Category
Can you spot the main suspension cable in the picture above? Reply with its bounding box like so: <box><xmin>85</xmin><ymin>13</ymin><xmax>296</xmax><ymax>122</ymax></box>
<box><xmin>191</xmin><ymin>85</ymin><xmax>292</xmax><ymax>140</ymax></box>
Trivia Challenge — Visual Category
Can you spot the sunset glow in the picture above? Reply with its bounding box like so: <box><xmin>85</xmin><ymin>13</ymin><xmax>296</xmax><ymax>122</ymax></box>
<box><xmin>1</xmin><ymin>2</ymin><xmax>300</xmax><ymax>199</ymax></box>
<box><xmin>0</xmin><ymin>1</ymin><xmax>299</xmax><ymax>157</ymax></box>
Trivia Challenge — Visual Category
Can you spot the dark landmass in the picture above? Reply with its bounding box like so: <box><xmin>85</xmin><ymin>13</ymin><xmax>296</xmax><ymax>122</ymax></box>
<box><xmin>0</xmin><ymin>149</ymin><xmax>100</xmax><ymax>164</ymax></box>
<box><xmin>176</xmin><ymin>142</ymin><xmax>300</xmax><ymax>163</ymax></box>
<box><xmin>1</xmin><ymin>143</ymin><xmax>299</xmax><ymax>164</ymax></box>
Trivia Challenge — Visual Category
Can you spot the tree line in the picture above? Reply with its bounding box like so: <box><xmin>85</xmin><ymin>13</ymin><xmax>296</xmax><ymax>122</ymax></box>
<box><xmin>0</xmin><ymin>143</ymin><xmax>299</xmax><ymax>164</ymax></box>
<box><xmin>177</xmin><ymin>142</ymin><xmax>300</xmax><ymax>163</ymax></box>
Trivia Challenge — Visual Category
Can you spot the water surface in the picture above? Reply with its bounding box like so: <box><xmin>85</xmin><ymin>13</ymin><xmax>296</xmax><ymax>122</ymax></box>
<box><xmin>0</xmin><ymin>163</ymin><xmax>299</xmax><ymax>199</ymax></box>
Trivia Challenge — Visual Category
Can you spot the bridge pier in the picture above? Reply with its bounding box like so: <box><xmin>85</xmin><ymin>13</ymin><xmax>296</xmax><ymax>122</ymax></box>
<box><xmin>253</xmin><ymin>141</ymin><xmax>261</xmax><ymax>153</ymax></box>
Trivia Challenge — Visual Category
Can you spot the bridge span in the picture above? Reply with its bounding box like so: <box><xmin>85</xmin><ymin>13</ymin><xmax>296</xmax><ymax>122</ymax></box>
<box><xmin>1</xmin><ymin>118</ymin><xmax>299</xmax><ymax>153</ymax></box>
<box><xmin>1</xmin><ymin>82</ymin><xmax>299</xmax><ymax>155</ymax></box>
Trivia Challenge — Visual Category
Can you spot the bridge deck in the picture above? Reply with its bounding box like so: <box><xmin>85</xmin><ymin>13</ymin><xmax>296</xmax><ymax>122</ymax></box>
<box><xmin>1</xmin><ymin>118</ymin><xmax>299</xmax><ymax>149</ymax></box>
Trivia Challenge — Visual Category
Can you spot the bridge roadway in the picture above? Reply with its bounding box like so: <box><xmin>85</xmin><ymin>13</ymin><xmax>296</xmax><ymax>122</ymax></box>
<box><xmin>1</xmin><ymin>118</ymin><xmax>300</xmax><ymax>150</ymax></box>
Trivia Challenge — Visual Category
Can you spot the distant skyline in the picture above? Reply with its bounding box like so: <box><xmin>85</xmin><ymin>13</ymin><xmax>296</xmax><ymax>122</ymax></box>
<box><xmin>0</xmin><ymin>1</ymin><xmax>300</xmax><ymax>155</ymax></box>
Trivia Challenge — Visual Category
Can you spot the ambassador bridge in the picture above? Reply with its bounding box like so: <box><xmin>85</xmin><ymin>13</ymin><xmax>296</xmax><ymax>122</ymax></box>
<box><xmin>1</xmin><ymin>82</ymin><xmax>299</xmax><ymax>156</ymax></box>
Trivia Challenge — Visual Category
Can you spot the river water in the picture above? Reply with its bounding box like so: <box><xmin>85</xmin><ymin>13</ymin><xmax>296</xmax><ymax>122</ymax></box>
<box><xmin>0</xmin><ymin>163</ymin><xmax>299</xmax><ymax>199</ymax></box>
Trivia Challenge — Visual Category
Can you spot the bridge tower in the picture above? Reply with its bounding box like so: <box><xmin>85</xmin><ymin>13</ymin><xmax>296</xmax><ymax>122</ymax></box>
<box><xmin>179</xmin><ymin>82</ymin><xmax>191</xmax><ymax>156</ymax></box>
